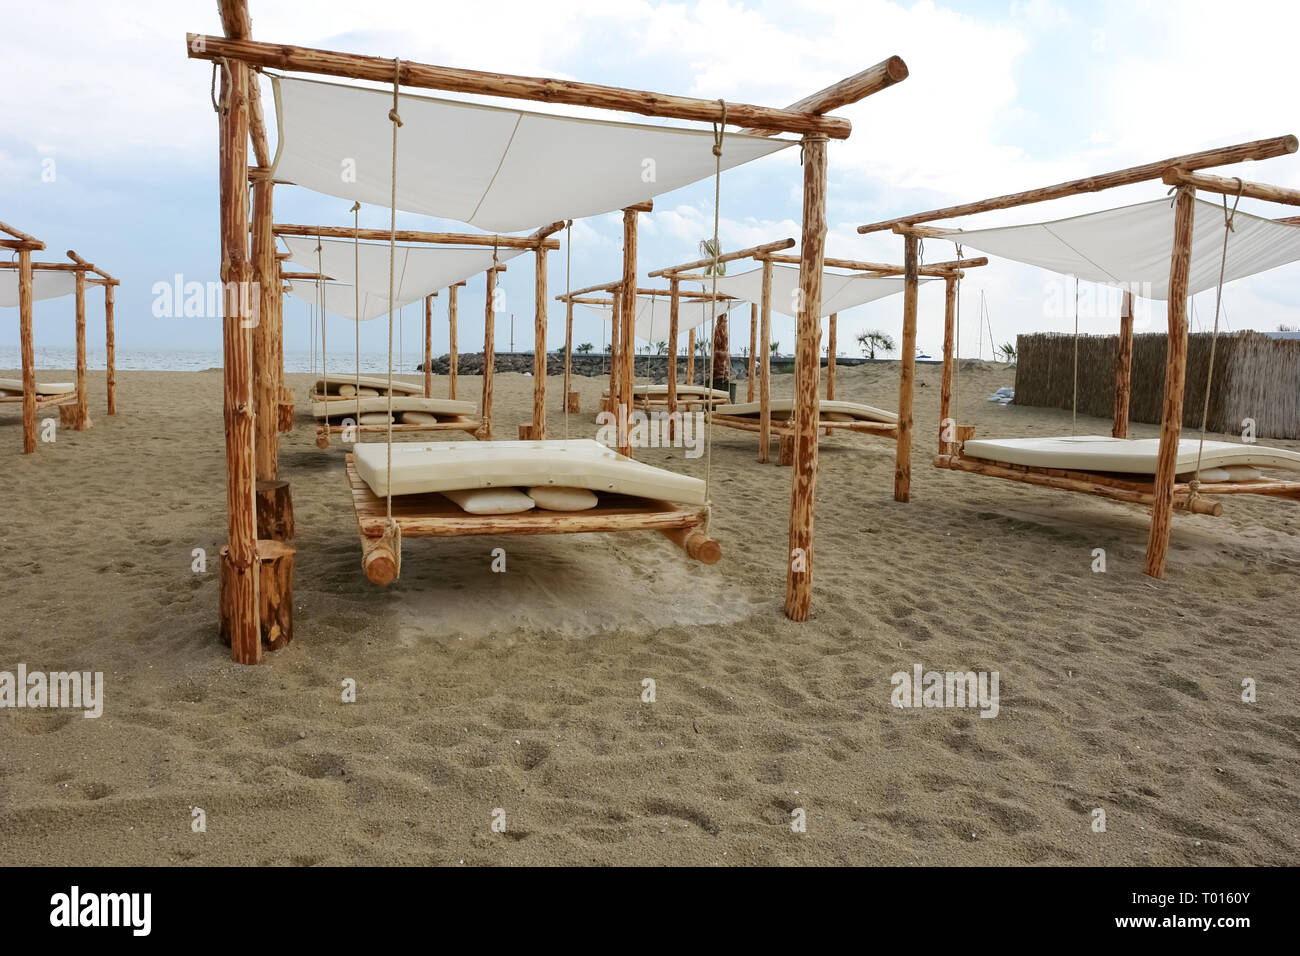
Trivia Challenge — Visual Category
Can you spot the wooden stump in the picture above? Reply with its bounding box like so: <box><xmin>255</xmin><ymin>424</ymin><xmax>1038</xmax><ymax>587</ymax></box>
<box><xmin>660</xmin><ymin>526</ymin><xmax>722</xmax><ymax>564</ymax></box>
<box><xmin>277</xmin><ymin>386</ymin><xmax>295</xmax><ymax>433</ymax></box>
<box><xmin>779</xmin><ymin>432</ymin><xmax>796</xmax><ymax>466</ymax></box>
<box><xmin>256</xmin><ymin>478</ymin><xmax>295</xmax><ymax>540</ymax></box>
<box><xmin>567</xmin><ymin>390</ymin><xmax>581</xmax><ymax>413</ymax></box>
<box><xmin>220</xmin><ymin>541</ymin><xmax>295</xmax><ymax>655</ymax></box>
<box><xmin>518</xmin><ymin>424</ymin><xmax>535</xmax><ymax>440</ymax></box>
<box><xmin>59</xmin><ymin>404</ymin><xmax>91</xmax><ymax>431</ymax></box>
<box><xmin>315</xmin><ymin>425</ymin><xmax>330</xmax><ymax>449</ymax></box>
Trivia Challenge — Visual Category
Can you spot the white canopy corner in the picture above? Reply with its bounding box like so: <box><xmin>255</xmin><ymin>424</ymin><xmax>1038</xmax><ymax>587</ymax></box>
<box><xmin>710</xmin><ymin>264</ymin><xmax>924</xmax><ymax>318</ymax></box>
<box><xmin>576</xmin><ymin>293</ymin><xmax>745</xmax><ymax>345</ymax></box>
<box><xmin>0</xmin><ymin>271</ymin><xmax>78</xmax><ymax>308</ymax></box>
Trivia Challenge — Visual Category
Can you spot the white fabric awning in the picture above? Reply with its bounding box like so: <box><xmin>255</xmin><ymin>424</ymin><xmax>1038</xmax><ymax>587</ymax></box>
<box><xmin>576</xmin><ymin>294</ymin><xmax>743</xmax><ymax>344</ymax></box>
<box><xmin>286</xmin><ymin>279</ymin><xmax>430</xmax><ymax>322</ymax></box>
<box><xmin>282</xmin><ymin>235</ymin><xmax>524</xmax><ymax>299</ymax></box>
<box><xmin>940</xmin><ymin>198</ymin><xmax>1300</xmax><ymax>299</ymax></box>
<box><xmin>271</xmin><ymin>75</ymin><xmax>794</xmax><ymax>232</ymax></box>
<box><xmin>0</xmin><ymin>271</ymin><xmax>78</xmax><ymax>308</ymax></box>
<box><xmin>708</xmin><ymin>265</ymin><xmax>923</xmax><ymax>318</ymax></box>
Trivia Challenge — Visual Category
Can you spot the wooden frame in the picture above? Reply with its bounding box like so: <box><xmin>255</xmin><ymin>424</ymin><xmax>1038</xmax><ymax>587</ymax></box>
<box><xmin>869</xmin><ymin>135</ymin><xmax>1300</xmax><ymax>578</ymax></box>
<box><xmin>345</xmin><ymin>454</ymin><xmax>719</xmax><ymax>584</ymax></box>
<box><xmin>196</xmin><ymin>0</ymin><xmax>909</xmax><ymax>648</ymax></box>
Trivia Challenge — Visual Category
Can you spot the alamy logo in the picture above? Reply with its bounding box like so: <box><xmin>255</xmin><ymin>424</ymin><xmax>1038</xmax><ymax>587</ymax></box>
<box><xmin>891</xmin><ymin>664</ymin><xmax>999</xmax><ymax>718</ymax></box>
<box><xmin>0</xmin><ymin>664</ymin><xmax>103</xmax><ymax>718</ymax></box>
<box><xmin>50</xmin><ymin>886</ymin><xmax>151</xmax><ymax>936</ymax></box>
<box><xmin>594</xmin><ymin>405</ymin><xmax>705</xmax><ymax>458</ymax></box>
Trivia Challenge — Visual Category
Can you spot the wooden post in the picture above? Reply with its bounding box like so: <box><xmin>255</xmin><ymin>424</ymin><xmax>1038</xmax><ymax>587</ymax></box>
<box><xmin>220</xmin><ymin>540</ymin><xmax>293</xmax><ymax>650</ymax></box>
<box><xmin>480</xmin><ymin>269</ymin><xmax>495</xmax><ymax>440</ymax></box>
<box><xmin>667</xmin><ymin>278</ymin><xmax>679</xmax><ymax>438</ymax></box>
<box><xmin>826</xmin><ymin>312</ymin><xmax>837</xmax><ymax>400</ymax></box>
<box><xmin>563</xmin><ymin>296</ymin><xmax>574</xmax><ymax>411</ymax></box>
<box><xmin>894</xmin><ymin>233</ymin><xmax>919</xmax><ymax>502</ymax></box>
<box><xmin>1145</xmin><ymin>186</ymin><xmax>1196</xmax><ymax>579</ymax></box>
<box><xmin>251</xmin><ymin>176</ymin><xmax>277</xmax><ymax>480</ymax></box>
<box><xmin>785</xmin><ymin>134</ymin><xmax>828</xmax><ymax>622</ymax></box>
<box><xmin>1113</xmin><ymin>290</ymin><xmax>1134</xmax><ymax>439</ymax></box>
<box><xmin>758</xmin><ymin>259</ymin><xmax>773</xmax><ymax>463</ymax></box>
<box><xmin>256</xmin><ymin>478</ymin><xmax>295</xmax><ymax>540</ymax></box>
<box><xmin>448</xmin><ymin>283</ymin><xmax>459</xmax><ymax>399</ymax></box>
<box><xmin>939</xmin><ymin>275</ymin><xmax>957</xmax><ymax>454</ymax></box>
<box><xmin>105</xmin><ymin>282</ymin><xmax>116</xmax><ymax>416</ymax></box>
<box><xmin>711</xmin><ymin>306</ymin><xmax>729</xmax><ymax>393</ymax></box>
<box><xmin>72</xmin><ymin>268</ymin><xmax>90</xmax><ymax>429</ymax></box>
<box><xmin>619</xmin><ymin>207</ymin><xmax>638</xmax><ymax>458</ymax></box>
<box><xmin>747</xmin><ymin>303</ymin><xmax>757</xmax><ymax>402</ymax></box>
<box><xmin>424</xmin><ymin>293</ymin><xmax>434</xmax><ymax>398</ymax></box>
<box><xmin>216</xmin><ymin>57</ymin><xmax>260</xmax><ymax>664</ymax></box>
<box><xmin>18</xmin><ymin>249</ymin><xmax>35</xmax><ymax>454</ymax></box>
<box><xmin>687</xmin><ymin>329</ymin><xmax>695</xmax><ymax>385</ymax></box>
<box><xmin>533</xmin><ymin>245</ymin><xmax>548</xmax><ymax>439</ymax></box>
<box><xmin>608</xmin><ymin>290</ymin><xmax>621</xmax><ymax>414</ymax></box>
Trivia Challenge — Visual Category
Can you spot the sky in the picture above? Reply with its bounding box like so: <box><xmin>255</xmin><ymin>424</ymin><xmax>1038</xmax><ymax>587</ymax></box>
<box><xmin>2</xmin><ymin>0</ymin><xmax>1299</xmax><ymax>366</ymax></box>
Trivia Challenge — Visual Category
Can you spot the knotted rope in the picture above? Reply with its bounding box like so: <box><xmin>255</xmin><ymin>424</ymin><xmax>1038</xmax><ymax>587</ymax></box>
<box><xmin>352</xmin><ymin>201</ymin><xmax>362</xmax><ymax>434</ymax></box>
<box><xmin>383</xmin><ymin>57</ymin><xmax>403</xmax><ymax>571</ymax></box>
<box><xmin>702</xmin><ymin>100</ymin><xmax>727</xmax><ymax>530</ymax></box>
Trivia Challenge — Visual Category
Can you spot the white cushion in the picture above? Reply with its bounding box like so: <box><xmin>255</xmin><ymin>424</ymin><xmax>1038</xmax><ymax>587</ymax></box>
<box><xmin>400</xmin><ymin>411</ymin><xmax>439</xmax><ymax>425</ymax></box>
<box><xmin>442</xmin><ymin>487</ymin><xmax>535</xmax><ymax>515</ymax></box>
<box><xmin>358</xmin><ymin>412</ymin><xmax>392</xmax><ymax>425</ymax></box>
<box><xmin>527</xmin><ymin>485</ymin><xmax>598</xmax><ymax>511</ymax></box>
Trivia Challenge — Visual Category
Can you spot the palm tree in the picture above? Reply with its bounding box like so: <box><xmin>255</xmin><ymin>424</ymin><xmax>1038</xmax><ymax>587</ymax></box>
<box><xmin>997</xmin><ymin>341</ymin><xmax>1017</xmax><ymax>363</ymax></box>
<box><xmin>856</xmin><ymin>330</ymin><xmax>895</xmax><ymax>359</ymax></box>
<box><xmin>770</xmin><ymin>341</ymin><xmax>780</xmax><ymax>356</ymax></box>
<box><xmin>576</xmin><ymin>343</ymin><xmax>593</xmax><ymax>354</ymax></box>
<box><xmin>655</xmin><ymin>341</ymin><xmax>668</xmax><ymax>355</ymax></box>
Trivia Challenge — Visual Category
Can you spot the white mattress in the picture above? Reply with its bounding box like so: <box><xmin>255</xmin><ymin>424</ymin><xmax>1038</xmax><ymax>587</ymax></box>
<box><xmin>962</xmin><ymin>435</ymin><xmax>1300</xmax><ymax>475</ymax></box>
<box><xmin>312</xmin><ymin>396</ymin><xmax>477</xmax><ymax>419</ymax></box>
<box><xmin>353</xmin><ymin>438</ymin><xmax>707</xmax><ymax>505</ymax></box>
<box><xmin>314</xmin><ymin>375</ymin><xmax>422</xmax><ymax>395</ymax></box>
<box><xmin>715</xmin><ymin>398</ymin><xmax>898</xmax><ymax>424</ymax></box>
<box><xmin>632</xmin><ymin>384</ymin><xmax>729</xmax><ymax>399</ymax></box>
<box><xmin>0</xmin><ymin>378</ymin><xmax>74</xmax><ymax>395</ymax></box>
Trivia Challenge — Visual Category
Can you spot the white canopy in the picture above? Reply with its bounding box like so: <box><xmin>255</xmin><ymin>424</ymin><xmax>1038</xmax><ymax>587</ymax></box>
<box><xmin>0</xmin><ymin>271</ymin><xmax>78</xmax><ymax>308</ymax></box>
<box><xmin>940</xmin><ymin>198</ymin><xmax>1300</xmax><ymax>300</ymax></box>
<box><xmin>283</xmin><ymin>235</ymin><xmax>523</xmax><ymax>301</ymax></box>
<box><xmin>709</xmin><ymin>264</ymin><xmax>924</xmax><ymax>318</ymax></box>
<box><xmin>271</xmin><ymin>75</ymin><xmax>794</xmax><ymax>232</ymax></box>
<box><xmin>286</xmin><ymin>278</ymin><xmax>432</xmax><ymax>323</ymax></box>
<box><xmin>576</xmin><ymin>294</ymin><xmax>744</xmax><ymax>344</ymax></box>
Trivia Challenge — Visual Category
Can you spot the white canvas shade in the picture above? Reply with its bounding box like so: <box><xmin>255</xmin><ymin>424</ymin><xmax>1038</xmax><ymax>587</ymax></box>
<box><xmin>270</xmin><ymin>75</ymin><xmax>794</xmax><ymax>232</ymax></box>
<box><xmin>941</xmin><ymin>198</ymin><xmax>1300</xmax><ymax>299</ymax></box>
<box><xmin>0</xmin><ymin>271</ymin><xmax>78</xmax><ymax>307</ymax></box>
<box><xmin>709</xmin><ymin>265</ymin><xmax>925</xmax><ymax>317</ymax></box>
<box><xmin>576</xmin><ymin>294</ymin><xmax>744</xmax><ymax>345</ymax></box>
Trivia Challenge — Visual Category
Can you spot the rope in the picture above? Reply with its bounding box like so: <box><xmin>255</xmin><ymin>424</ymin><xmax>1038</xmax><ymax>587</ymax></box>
<box><xmin>1071</xmin><ymin>275</ymin><xmax>1079</xmax><ymax>436</ymax></box>
<box><xmin>953</xmin><ymin>243</ymin><xmax>963</xmax><ymax>435</ymax></box>
<box><xmin>317</xmin><ymin>236</ymin><xmax>328</xmax><ymax>444</ymax></box>
<box><xmin>384</xmin><ymin>57</ymin><xmax>403</xmax><ymax>526</ymax></box>
<box><xmin>702</xmin><ymin>100</ymin><xmax>726</xmax><ymax>529</ymax></box>
<box><xmin>1191</xmin><ymin>181</ymin><xmax>1243</xmax><ymax>491</ymax></box>
<box><xmin>564</xmin><ymin>220</ymin><xmax>572</xmax><ymax>440</ymax></box>
<box><xmin>352</xmin><ymin>201</ymin><xmax>362</xmax><ymax>436</ymax></box>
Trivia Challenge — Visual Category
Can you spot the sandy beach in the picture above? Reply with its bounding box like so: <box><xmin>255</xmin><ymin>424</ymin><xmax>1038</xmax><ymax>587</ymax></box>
<box><xmin>1</xmin><ymin>360</ymin><xmax>1296</xmax><ymax>866</ymax></box>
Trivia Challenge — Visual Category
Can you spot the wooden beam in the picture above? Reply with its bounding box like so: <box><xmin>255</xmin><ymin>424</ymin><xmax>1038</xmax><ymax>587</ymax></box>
<box><xmin>857</xmin><ymin>135</ymin><xmax>1299</xmax><ymax>233</ymax></box>
<box><xmin>558</xmin><ymin>286</ymin><xmax>735</xmax><ymax>301</ymax></box>
<box><xmin>218</xmin><ymin>0</ymin><xmax>272</xmax><ymax>168</ymax></box>
<box><xmin>0</xmin><ymin>221</ymin><xmax>45</xmax><ymax>250</ymax></box>
<box><xmin>1278</xmin><ymin>215</ymin><xmax>1300</xmax><ymax>226</ymax></box>
<box><xmin>448</xmin><ymin>284</ymin><xmax>459</xmax><ymax>399</ymax></box>
<box><xmin>1113</xmin><ymin>290</ymin><xmax>1134</xmax><ymax>439</ymax></box>
<box><xmin>480</xmin><ymin>269</ymin><xmax>495</xmax><ymax>439</ymax></box>
<box><xmin>1162</xmin><ymin>167</ymin><xmax>1300</xmax><ymax>207</ymax></box>
<box><xmin>939</xmin><ymin>276</ymin><xmax>957</xmax><ymax>454</ymax></box>
<box><xmin>609</xmin><ymin>291</ymin><xmax>622</xmax><ymax>415</ymax></box>
<box><xmin>667</xmin><ymin>278</ymin><xmax>679</xmax><ymax>432</ymax></box>
<box><xmin>424</xmin><ymin>294</ymin><xmax>434</xmax><ymax>398</ymax></box>
<box><xmin>534</xmin><ymin>244</ymin><xmax>548</xmax><ymax>438</ymax></box>
<box><xmin>71</xmin><ymin>268</ymin><xmax>90</xmax><ymax>430</ymax></box>
<box><xmin>742</xmin><ymin>56</ymin><xmax>908</xmax><ymax>135</ymax></box>
<box><xmin>686</xmin><ymin>328</ymin><xmax>695</xmax><ymax>387</ymax></box>
<box><xmin>18</xmin><ymin>249</ymin><xmax>35</xmax><ymax>454</ymax></box>
<box><xmin>216</xmin><ymin>56</ymin><xmax>261</xmax><ymax>664</ymax></box>
<box><xmin>1145</xmin><ymin>186</ymin><xmax>1196</xmax><ymax>579</ymax></box>
<box><xmin>747</xmin><ymin>303</ymin><xmax>757</xmax><ymax>403</ymax></box>
<box><xmin>186</xmin><ymin>34</ymin><xmax>855</xmax><ymax>138</ymax></box>
<box><xmin>620</xmin><ymin>206</ymin><xmax>638</xmax><ymax>457</ymax></box>
<box><xmin>0</xmin><ymin>261</ymin><xmax>91</xmax><ymax>273</ymax></box>
<box><xmin>826</xmin><ymin>313</ymin><xmax>837</xmax><ymax>401</ymax></box>
<box><xmin>280</xmin><ymin>270</ymin><xmax>334</xmax><ymax>280</ymax></box>
<box><xmin>649</xmin><ymin>238</ymin><xmax>795</xmax><ymax>278</ymax></box>
<box><xmin>105</xmin><ymin>281</ymin><xmax>117</xmax><ymax>415</ymax></box>
<box><xmin>894</xmin><ymin>233</ymin><xmax>919</xmax><ymax>502</ymax></box>
<box><xmin>761</xmin><ymin>252</ymin><xmax>988</xmax><ymax>276</ymax></box>
<box><xmin>272</xmin><ymin>223</ymin><xmax>559</xmax><ymax>249</ymax></box>
<box><xmin>785</xmin><ymin>134</ymin><xmax>828</xmax><ymax>622</ymax></box>
<box><xmin>251</xmin><ymin>176</ymin><xmax>278</xmax><ymax>481</ymax></box>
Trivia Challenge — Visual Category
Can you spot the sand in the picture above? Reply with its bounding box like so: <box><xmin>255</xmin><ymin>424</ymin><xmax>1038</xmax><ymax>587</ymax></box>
<box><xmin>1</xmin><ymin>361</ymin><xmax>1296</xmax><ymax>866</ymax></box>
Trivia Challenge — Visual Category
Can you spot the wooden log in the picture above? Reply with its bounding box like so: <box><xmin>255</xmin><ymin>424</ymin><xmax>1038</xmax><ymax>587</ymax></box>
<box><xmin>758</xmin><ymin>260</ymin><xmax>773</xmax><ymax>463</ymax></box>
<box><xmin>742</xmin><ymin>56</ymin><xmax>908</xmax><ymax>135</ymax></box>
<box><xmin>619</xmin><ymin>206</ymin><xmax>638</xmax><ymax>457</ymax></box>
<box><xmin>747</xmin><ymin>303</ymin><xmax>758</xmax><ymax>403</ymax></box>
<box><xmin>649</xmin><ymin>238</ymin><xmax>795</xmax><ymax>278</ymax></box>
<box><xmin>711</xmin><ymin>304</ymin><xmax>729</xmax><ymax>393</ymax></box>
<box><xmin>0</xmin><ymin>221</ymin><xmax>44</xmax><ymax>247</ymax></box>
<box><xmin>218</xmin><ymin>57</ymin><xmax>260</xmax><ymax>663</ymax></box>
<box><xmin>186</xmin><ymin>35</ymin><xmax>856</xmax><ymax>138</ymax></box>
<box><xmin>479</xmin><ymin>269</ymin><xmax>495</xmax><ymax>440</ymax></box>
<box><xmin>72</xmin><ymin>268</ymin><xmax>90</xmax><ymax>430</ymax></box>
<box><xmin>609</xmin><ymin>290</ymin><xmax>621</xmax><ymax>425</ymax></box>
<box><xmin>858</xmin><ymin>135</ymin><xmax>1298</xmax><ymax>233</ymax></box>
<box><xmin>785</xmin><ymin>134</ymin><xmax>827</xmax><ymax>623</ymax></box>
<box><xmin>251</xmin><ymin>176</ymin><xmax>277</xmax><ymax>480</ymax></box>
<box><xmin>779</xmin><ymin>432</ymin><xmax>796</xmax><ymax>466</ymax></box>
<box><xmin>518</xmin><ymin>424</ymin><xmax>534</xmax><ymax>440</ymax></box>
<box><xmin>256</xmin><ymin>478</ymin><xmax>295</xmax><ymax>540</ymax></box>
<box><xmin>826</xmin><ymin>312</ymin><xmax>837</xmax><ymax>401</ymax></box>
<box><xmin>686</xmin><ymin>328</ymin><xmax>695</xmax><ymax>386</ymax></box>
<box><xmin>659</xmin><ymin>526</ymin><xmax>722</xmax><ymax>564</ymax></box>
<box><xmin>277</xmin><ymin>387</ymin><xmax>294</xmax><ymax>432</ymax></box>
<box><xmin>272</xmin><ymin>223</ymin><xmax>559</xmax><ymax>249</ymax></box>
<box><xmin>894</xmin><ymin>233</ymin><xmax>919</xmax><ymax>502</ymax></box>
<box><xmin>762</xmin><ymin>252</ymin><xmax>988</xmax><ymax>277</ymax></box>
<box><xmin>219</xmin><ymin>541</ymin><xmax>294</xmax><ymax>651</ymax></box>
<box><xmin>939</xmin><ymin>276</ymin><xmax>957</xmax><ymax>454</ymax></box>
<box><xmin>362</xmin><ymin>531</ymin><xmax>400</xmax><ymax>586</ymax></box>
<box><xmin>534</xmin><ymin>245</ymin><xmax>548</xmax><ymax>439</ymax></box>
<box><xmin>105</xmin><ymin>282</ymin><xmax>116</xmax><ymax>415</ymax></box>
<box><xmin>448</xmin><ymin>284</ymin><xmax>459</xmax><ymax>399</ymax></box>
<box><xmin>1113</xmin><ymin>290</ymin><xmax>1134</xmax><ymax>439</ymax></box>
<box><xmin>567</xmin><ymin>390</ymin><xmax>580</xmax><ymax>413</ymax></box>
<box><xmin>1145</xmin><ymin>186</ymin><xmax>1196</xmax><ymax>579</ymax></box>
<box><xmin>424</xmin><ymin>293</ymin><xmax>433</xmax><ymax>398</ymax></box>
<box><xmin>1162</xmin><ymin>167</ymin><xmax>1300</xmax><ymax>206</ymax></box>
<box><xmin>667</xmin><ymin>277</ymin><xmax>679</xmax><ymax>439</ymax></box>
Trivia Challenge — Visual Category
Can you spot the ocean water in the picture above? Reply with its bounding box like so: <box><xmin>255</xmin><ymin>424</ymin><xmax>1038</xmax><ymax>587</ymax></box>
<box><xmin>0</xmin><ymin>348</ymin><xmax>434</xmax><ymax>375</ymax></box>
